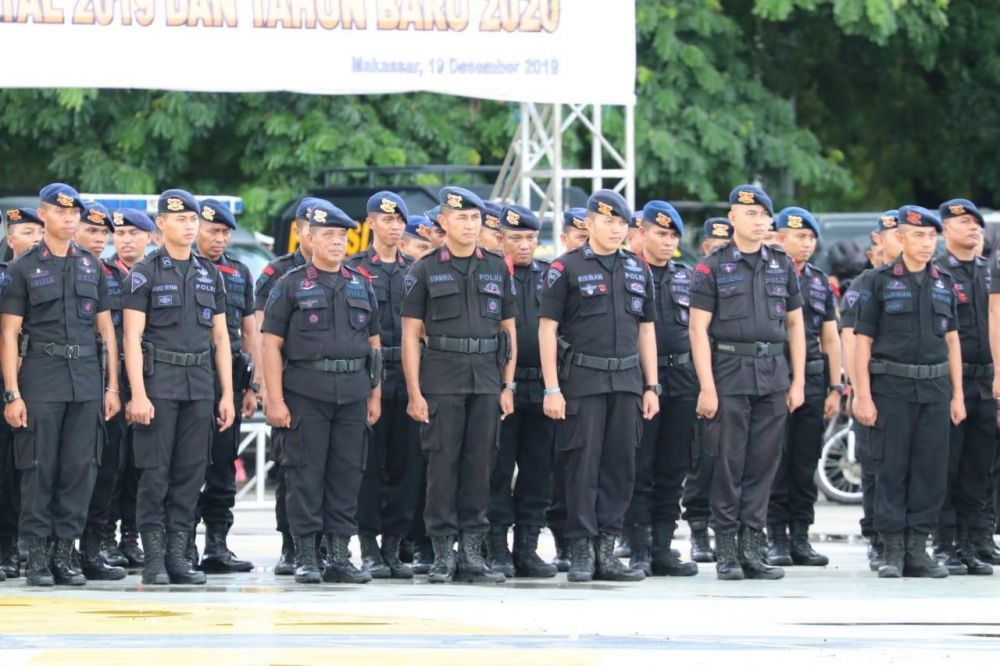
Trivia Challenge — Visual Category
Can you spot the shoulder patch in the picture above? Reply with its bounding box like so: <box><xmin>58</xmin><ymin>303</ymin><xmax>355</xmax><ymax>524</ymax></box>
<box><xmin>129</xmin><ymin>271</ymin><xmax>148</xmax><ymax>293</ymax></box>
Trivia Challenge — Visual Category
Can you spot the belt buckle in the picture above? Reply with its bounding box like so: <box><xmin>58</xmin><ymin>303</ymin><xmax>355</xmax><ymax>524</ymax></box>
<box><xmin>66</xmin><ymin>344</ymin><xmax>80</xmax><ymax>360</ymax></box>
<box><xmin>468</xmin><ymin>339</ymin><xmax>479</xmax><ymax>354</ymax></box>
<box><xmin>915</xmin><ymin>365</ymin><xmax>929</xmax><ymax>380</ymax></box>
<box><xmin>755</xmin><ymin>341</ymin><xmax>769</xmax><ymax>357</ymax></box>
<box><xmin>607</xmin><ymin>358</ymin><xmax>620</xmax><ymax>371</ymax></box>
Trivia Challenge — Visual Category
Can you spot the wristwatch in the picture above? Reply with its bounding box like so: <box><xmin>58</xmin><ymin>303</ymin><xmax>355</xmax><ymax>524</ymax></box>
<box><xmin>249</xmin><ymin>381</ymin><xmax>262</xmax><ymax>393</ymax></box>
<box><xmin>644</xmin><ymin>384</ymin><xmax>663</xmax><ymax>396</ymax></box>
<box><xmin>503</xmin><ymin>382</ymin><xmax>517</xmax><ymax>392</ymax></box>
<box><xmin>828</xmin><ymin>383</ymin><xmax>846</xmax><ymax>395</ymax></box>
<box><xmin>3</xmin><ymin>390</ymin><xmax>21</xmax><ymax>404</ymax></box>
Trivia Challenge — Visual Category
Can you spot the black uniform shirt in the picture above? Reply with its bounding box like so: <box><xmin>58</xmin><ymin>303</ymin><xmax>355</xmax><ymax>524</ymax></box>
<box><xmin>101</xmin><ymin>255</ymin><xmax>129</xmax><ymax>345</ymax></box>
<box><xmin>689</xmin><ymin>242</ymin><xmax>802</xmax><ymax>396</ymax></box>
<box><xmin>401</xmin><ymin>245</ymin><xmax>515</xmax><ymax>396</ymax></box>
<box><xmin>854</xmin><ymin>256</ymin><xmax>957</xmax><ymax>403</ymax></box>
<box><xmin>943</xmin><ymin>251</ymin><xmax>992</xmax><ymax>400</ymax></box>
<box><xmin>122</xmin><ymin>248</ymin><xmax>226</xmax><ymax>401</ymax></box>
<box><xmin>254</xmin><ymin>249</ymin><xmax>307</xmax><ymax>311</ymax></box>
<box><xmin>207</xmin><ymin>253</ymin><xmax>254</xmax><ymax>353</ymax></box>
<box><xmin>0</xmin><ymin>241</ymin><xmax>109</xmax><ymax>402</ymax></box>
<box><xmin>840</xmin><ymin>267</ymin><xmax>877</xmax><ymax>330</ymax></box>
<box><xmin>650</xmin><ymin>260</ymin><xmax>698</xmax><ymax>398</ymax></box>
<box><xmin>511</xmin><ymin>258</ymin><xmax>549</xmax><ymax>404</ymax></box>
<box><xmin>262</xmin><ymin>262</ymin><xmax>379</xmax><ymax>405</ymax></box>
<box><xmin>347</xmin><ymin>246</ymin><xmax>413</xmax><ymax>399</ymax></box>
<box><xmin>539</xmin><ymin>243</ymin><xmax>654</xmax><ymax>398</ymax></box>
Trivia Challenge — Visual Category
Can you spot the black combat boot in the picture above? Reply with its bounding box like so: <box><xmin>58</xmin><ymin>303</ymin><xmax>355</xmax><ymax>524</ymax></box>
<box><xmin>877</xmin><ymin>532</ymin><xmax>904</xmax><ymax>578</ymax></box>
<box><xmin>932</xmin><ymin>528</ymin><xmax>966</xmax><ymax>575</ymax></box>
<box><xmin>275</xmin><ymin>530</ymin><xmax>296</xmax><ymax>576</ymax></box>
<box><xmin>119</xmin><ymin>526</ymin><xmax>144</xmax><ymax>567</ymax></box>
<box><xmin>185</xmin><ymin>527</ymin><xmax>199</xmax><ymax>569</ymax></box>
<box><xmin>380</xmin><ymin>534</ymin><xmax>413</xmax><ymax>579</ymax></box>
<box><xmin>80</xmin><ymin>530</ymin><xmax>126</xmax><ymax>581</ymax></box>
<box><xmin>789</xmin><ymin>523</ymin><xmax>829</xmax><ymax>566</ymax></box>
<box><xmin>0</xmin><ymin>536</ymin><xmax>19</xmax><ymax>578</ymax></box>
<box><xmin>866</xmin><ymin>534</ymin><xmax>883</xmax><ymax>572</ymax></box>
<box><xmin>714</xmin><ymin>531</ymin><xmax>743</xmax><ymax>580</ymax></box>
<box><xmin>766</xmin><ymin>525</ymin><xmax>793</xmax><ymax>566</ymax></box>
<box><xmin>689</xmin><ymin>521</ymin><xmax>715</xmax><ymax>563</ymax></box>
<box><xmin>322</xmin><ymin>534</ymin><xmax>371</xmax><ymax>584</ymax></box>
<box><xmin>399</xmin><ymin>538</ymin><xmax>414</xmax><ymax>564</ymax></box>
<box><xmin>456</xmin><ymin>532</ymin><xmax>505</xmax><ymax>583</ymax></box>
<box><xmin>551</xmin><ymin>530</ymin><xmax>571</xmax><ymax>572</ymax></box>
<box><xmin>358</xmin><ymin>535</ymin><xmax>390</xmax><ymax>579</ymax></box>
<box><xmin>738</xmin><ymin>527</ymin><xmax>784</xmax><ymax>580</ymax></box>
<box><xmin>140</xmin><ymin>530</ymin><xmax>169</xmax><ymax>585</ymax></box>
<box><xmin>200</xmin><ymin>523</ymin><xmax>254</xmax><ymax>574</ymax></box>
<box><xmin>411</xmin><ymin>538</ymin><xmax>434</xmax><ymax>575</ymax></box>
<box><xmin>626</xmin><ymin>524</ymin><xmax>652</xmax><ymax>576</ymax></box>
<box><xmin>165</xmin><ymin>530</ymin><xmax>206</xmax><ymax>584</ymax></box>
<box><xmin>486</xmin><ymin>526</ymin><xmax>515</xmax><ymax>577</ymax></box>
<box><xmin>613</xmin><ymin>534</ymin><xmax>632</xmax><ymax>559</ymax></box>
<box><xmin>957</xmin><ymin>527</ymin><xmax>993</xmax><ymax>576</ymax></box>
<box><xmin>903</xmin><ymin>530</ymin><xmax>947</xmax><ymax>578</ymax></box>
<box><xmin>24</xmin><ymin>537</ymin><xmax>53</xmax><ymax>586</ymax></box>
<box><xmin>512</xmin><ymin>525</ymin><xmax>557</xmax><ymax>578</ymax></box>
<box><xmin>427</xmin><ymin>535</ymin><xmax>456</xmax><ymax>584</ymax></box>
<box><xmin>292</xmin><ymin>534</ymin><xmax>321</xmax><ymax>584</ymax></box>
<box><xmin>49</xmin><ymin>538</ymin><xmax>86</xmax><ymax>586</ymax></box>
<box><xmin>651</xmin><ymin>523</ymin><xmax>698</xmax><ymax>576</ymax></box>
<box><xmin>972</xmin><ymin>531</ymin><xmax>998</xmax><ymax>564</ymax></box>
<box><xmin>99</xmin><ymin>527</ymin><xmax>129</xmax><ymax>569</ymax></box>
<box><xmin>594</xmin><ymin>533</ymin><xmax>644</xmax><ymax>582</ymax></box>
<box><xmin>566</xmin><ymin>537</ymin><xmax>594</xmax><ymax>582</ymax></box>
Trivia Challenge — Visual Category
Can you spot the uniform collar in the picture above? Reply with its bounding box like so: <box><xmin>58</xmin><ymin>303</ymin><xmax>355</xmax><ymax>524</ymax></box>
<box><xmin>438</xmin><ymin>245</ymin><xmax>483</xmax><ymax>263</ymax></box>
<box><xmin>889</xmin><ymin>255</ymin><xmax>939</xmax><ymax>279</ymax></box>
<box><xmin>37</xmin><ymin>239</ymin><xmax>81</xmax><ymax>261</ymax></box>
<box><xmin>581</xmin><ymin>242</ymin><xmax>626</xmax><ymax>261</ymax></box>
<box><xmin>366</xmin><ymin>244</ymin><xmax>408</xmax><ymax>267</ymax></box>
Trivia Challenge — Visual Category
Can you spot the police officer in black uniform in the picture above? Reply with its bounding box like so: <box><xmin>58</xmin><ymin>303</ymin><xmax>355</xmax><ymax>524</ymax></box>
<box><xmin>766</xmin><ymin>207</ymin><xmax>841</xmax><ymax>568</ymax></box>
<box><xmin>689</xmin><ymin>184</ymin><xmax>806</xmax><ymax>581</ymax></box>
<box><xmin>123</xmin><ymin>188</ymin><xmax>235</xmax><ymax>586</ymax></box>
<box><xmin>193</xmin><ymin>199</ymin><xmax>260</xmax><ymax>574</ymax></box>
<box><xmin>102</xmin><ymin>209</ymin><xmax>156</xmax><ymax>570</ymax></box>
<box><xmin>348</xmin><ymin>191</ymin><xmax>420</xmax><ymax>580</ymax></box>
<box><xmin>623</xmin><ymin>201</ymin><xmax>699</xmax><ymax>578</ymax></box>
<box><xmin>854</xmin><ymin>205</ymin><xmax>964</xmax><ymax>578</ymax></box>
<box><xmin>539</xmin><ymin>189</ymin><xmax>659</xmax><ymax>583</ymax></box>
<box><xmin>254</xmin><ymin>197</ymin><xmax>318</xmax><ymax>575</ymax></box>
<box><xmin>479</xmin><ymin>201</ymin><xmax>503</xmax><ymax>254</ymax></box>
<box><xmin>0</xmin><ymin>206</ymin><xmax>44</xmax><ymax>579</ymax></box>
<box><xmin>934</xmin><ymin>198</ymin><xmax>993</xmax><ymax>575</ymax></box>
<box><xmin>487</xmin><ymin>204</ymin><xmax>557</xmax><ymax>579</ymax></box>
<box><xmin>681</xmin><ymin>217</ymin><xmax>733</xmax><ymax>565</ymax></box>
<box><xmin>261</xmin><ymin>199</ymin><xmax>380</xmax><ymax>585</ymax></box>
<box><xmin>401</xmin><ymin>186</ymin><xmax>517</xmax><ymax>584</ymax></box>
<box><xmin>71</xmin><ymin>202</ymin><xmax>128</xmax><ymax>581</ymax></box>
<box><xmin>0</xmin><ymin>183</ymin><xmax>121</xmax><ymax>586</ymax></box>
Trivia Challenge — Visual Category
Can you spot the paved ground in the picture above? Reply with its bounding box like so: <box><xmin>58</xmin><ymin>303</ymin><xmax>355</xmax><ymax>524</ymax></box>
<box><xmin>2</xmin><ymin>500</ymin><xmax>998</xmax><ymax>665</ymax></box>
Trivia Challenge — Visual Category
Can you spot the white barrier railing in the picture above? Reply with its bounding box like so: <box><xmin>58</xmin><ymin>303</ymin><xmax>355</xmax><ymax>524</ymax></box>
<box><xmin>235</xmin><ymin>419</ymin><xmax>273</xmax><ymax>508</ymax></box>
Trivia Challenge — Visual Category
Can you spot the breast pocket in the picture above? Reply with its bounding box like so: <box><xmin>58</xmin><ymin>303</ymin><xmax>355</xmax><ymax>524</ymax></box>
<box><xmin>149</xmin><ymin>292</ymin><xmax>181</xmax><ymax>328</ymax></box>
<box><xmin>765</xmin><ymin>283</ymin><xmax>789</xmax><ymax>320</ymax></box>
<box><xmin>882</xmin><ymin>297</ymin><xmax>913</xmax><ymax>332</ymax></box>
<box><xmin>294</xmin><ymin>297</ymin><xmax>330</xmax><ymax>331</ymax></box>
<box><xmin>932</xmin><ymin>298</ymin><xmax>953</xmax><ymax>337</ymax></box>
<box><xmin>717</xmin><ymin>284</ymin><xmax>748</xmax><ymax>321</ymax></box>
<box><xmin>195</xmin><ymin>290</ymin><xmax>216</xmax><ymax>327</ymax></box>
<box><xmin>27</xmin><ymin>284</ymin><xmax>62</xmax><ymax>324</ymax></box>
<box><xmin>625</xmin><ymin>280</ymin><xmax>646</xmax><ymax>317</ymax></box>
<box><xmin>670</xmin><ymin>289</ymin><xmax>691</xmax><ymax>326</ymax></box>
<box><xmin>75</xmin><ymin>280</ymin><xmax>99</xmax><ymax>321</ymax></box>
<box><xmin>477</xmin><ymin>281</ymin><xmax>503</xmax><ymax>321</ymax></box>
<box><xmin>428</xmin><ymin>280</ymin><xmax>461</xmax><ymax>321</ymax></box>
<box><xmin>347</xmin><ymin>296</ymin><xmax>373</xmax><ymax>331</ymax></box>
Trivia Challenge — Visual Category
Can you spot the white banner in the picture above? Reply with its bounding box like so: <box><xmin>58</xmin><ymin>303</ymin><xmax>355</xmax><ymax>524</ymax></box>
<box><xmin>0</xmin><ymin>1</ymin><xmax>635</xmax><ymax>104</ymax></box>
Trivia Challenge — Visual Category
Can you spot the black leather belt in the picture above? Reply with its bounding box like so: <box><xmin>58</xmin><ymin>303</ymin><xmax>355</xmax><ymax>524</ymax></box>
<box><xmin>382</xmin><ymin>346</ymin><xmax>402</xmax><ymax>362</ymax></box>
<box><xmin>291</xmin><ymin>357</ymin><xmax>366</xmax><ymax>373</ymax></box>
<box><xmin>571</xmin><ymin>353</ymin><xmax>640</xmax><ymax>372</ymax></box>
<box><xmin>869</xmin><ymin>359</ymin><xmax>949</xmax><ymax>380</ymax></box>
<box><xmin>426</xmin><ymin>336</ymin><xmax>498</xmax><ymax>354</ymax></box>
<box><xmin>657</xmin><ymin>352</ymin><xmax>691</xmax><ymax>368</ymax></box>
<box><xmin>714</xmin><ymin>340</ymin><xmax>784</xmax><ymax>358</ymax></box>
<box><xmin>962</xmin><ymin>363</ymin><xmax>994</xmax><ymax>379</ymax></box>
<box><xmin>806</xmin><ymin>359</ymin><xmax>826</xmax><ymax>376</ymax></box>
<box><xmin>154</xmin><ymin>349</ymin><xmax>211</xmax><ymax>367</ymax></box>
<box><xmin>27</xmin><ymin>342</ymin><xmax>98</xmax><ymax>360</ymax></box>
<box><xmin>515</xmin><ymin>367</ymin><xmax>542</xmax><ymax>381</ymax></box>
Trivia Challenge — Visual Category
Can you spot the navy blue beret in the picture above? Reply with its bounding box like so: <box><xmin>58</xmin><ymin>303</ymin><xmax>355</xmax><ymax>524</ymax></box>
<box><xmin>158</xmin><ymin>189</ymin><xmax>199</xmax><ymax>215</ymax></box>
<box><xmin>425</xmin><ymin>205</ymin><xmax>443</xmax><ymax>228</ymax></box>
<box><xmin>367</xmin><ymin>191</ymin><xmax>409</xmax><ymax>219</ymax></box>
<box><xmin>82</xmin><ymin>202</ymin><xmax>112</xmax><ymax>229</ymax></box>
<box><xmin>938</xmin><ymin>198</ymin><xmax>984</xmax><ymax>227</ymax></box>
<box><xmin>729</xmin><ymin>184</ymin><xmax>773</xmax><ymax>216</ymax></box>
<box><xmin>499</xmin><ymin>204</ymin><xmax>539</xmax><ymax>231</ymax></box>
<box><xmin>308</xmin><ymin>200</ymin><xmax>357</xmax><ymax>230</ymax></box>
<box><xmin>641</xmin><ymin>200</ymin><xmax>684</xmax><ymax>237</ymax></box>
<box><xmin>112</xmin><ymin>208</ymin><xmax>156</xmax><ymax>232</ymax></box>
<box><xmin>897</xmin><ymin>205</ymin><xmax>941</xmax><ymax>232</ymax></box>
<box><xmin>439</xmin><ymin>186</ymin><xmax>485</xmax><ymax>211</ymax></box>
<box><xmin>40</xmin><ymin>183</ymin><xmax>83</xmax><ymax>210</ymax></box>
<box><xmin>775</xmin><ymin>206</ymin><xmax>819</xmax><ymax>237</ymax></box>
<box><xmin>295</xmin><ymin>197</ymin><xmax>323</xmax><ymax>222</ymax></box>
<box><xmin>587</xmin><ymin>189</ymin><xmax>631</xmax><ymax>220</ymax></box>
<box><xmin>563</xmin><ymin>207</ymin><xmax>588</xmax><ymax>231</ymax></box>
<box><xmin>703</xmin><ymin>217</ymin><xmax>732</xmax><ymax>240</ymax></box>
<box><xmin>404</xmin><ymin>215</ymin><xmax>435</xmax><ymax>241</ymax></box>
<box><xmin>5</xmin><ymin>207</ymin><xmax>44</xmax><ymax>227</ymax></box>
<box><xmin>200</xmin><ymin>199</ymin><xmax>236</xmax><ymax>229</ymax></box>
<box><xmin>482</xmin><ymin>201</ymin><xmax>502</xmax><ymax>230</ymax></box>
<box><xmin>875</xmin><ymin>210</ymin><xmax>899</xmax><ymax>233</ymax></box>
